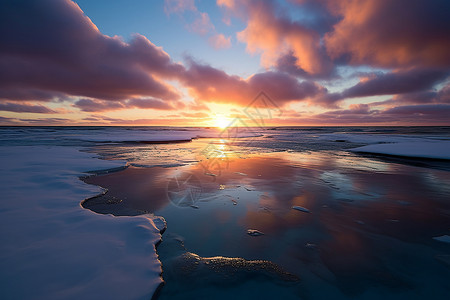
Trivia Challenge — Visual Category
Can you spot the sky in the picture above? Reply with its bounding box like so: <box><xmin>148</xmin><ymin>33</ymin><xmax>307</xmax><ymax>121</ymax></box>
<box><xmin>0</xmin><ymin>0</ymin><xmax>449</xmax><ymax>126</ymax></box>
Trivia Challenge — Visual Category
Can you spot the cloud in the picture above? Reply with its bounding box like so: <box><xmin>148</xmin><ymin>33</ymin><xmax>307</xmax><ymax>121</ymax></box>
<box><xmin>208</xmin><ymin>34</ymin><xmax>232</xmax><ymax>49</ymax></box>
<box><xmin>342</xmin><ymin>69</ymin><xmax>448</xmax><ymax>98</ymax></box>
<box><xmin>298</xmin><ymin>103</ymin><xmax>450</xmax><ymax>125</ymax></box>
<box><xmin>164</xmin><ymin>0</ymin><xmax>196</xmax><ymax>15</ymax></box>
<box><xmin>2</xmin><ymin>0</ymin><xmax>450</xmax><ymax>126</ymax></box>
<box><xmin>180</xmin><ymin>112</ymin><xmax>209</xmax><ymax>118</ymax></box>
<box><xmin>234</xmin><ymin>1</ymin><xmax>333</xmax><ymax>76</ymax></box>
<box><xmin>0</xmin><ymin>0</ymin><xmax>183</xmax><ymax>102</ymax></box>
<box><xmin>180</xmin><ymin>60</ymin><xmax>325</xmax><ymax>106</ymax></box>
<box><xmin>73</xmin><ymin>98</ymin><xmax>176</xmax><ymax>112</ymax></box>
<box><xmin>18</xmin><ymin>117</ymin><xmax>72</xmax><ymax>125</ymax></box>
<box><xmin>396</xmin><ymin>84</ymin><xmax>450</xmax><ymax>104</ymax></box>
<box><xmin>127</xmin><ymin>98</ymin><xmax>175</xmax><ymax>110</ymax></box>
<box><xmin>73</xmin><ymin>99</ymin><xmax>125</xmax><ymax>112</ymax></box>
<box><xmin>316</xmin><ymin>69</ymin><xmax>449</xmax><ymax>106</ymax></box>
<box><xmin>382</xmin><ymin>104</ymin><xmax>450</xmax><ymax>120</ymax></box>
<box><xmin>324</xmin><ymin>0</ymin><xmax>450</xmax><ymax>69</ymax></box>
<box><xmin>165</xmin><ymin>0</ymin><xmax>231</xmax><ymax>49</ymax></box>
<box><xmin>0</xmin><ymin>102</ymin><xmax>56</xmax><ymax>113</ymax></box>
<box><xmin>221</xmin><ymin>0</ymin><xmax>450</xmax><ymax>79</ymax></box>
<box><xmin>188</xmin><ymin>12</ymin><xmax>215</xmax><ymax>35</ymax></box>
<box><xmin>371</xmin><ymin>84</ymin><xmax>450</xmax><ymax>107</ymax></box>
<box><xmin>0</xmin><ymin>88</ymin><xmax>67</xmax><ymax>102</ymax></box>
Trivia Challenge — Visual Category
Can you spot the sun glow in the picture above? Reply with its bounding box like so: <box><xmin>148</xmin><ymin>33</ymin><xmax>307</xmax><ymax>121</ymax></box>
<box><xmin>214</xmin><ymin>114</ymin><xmax>231</xmax><ymax>129</ymax></box>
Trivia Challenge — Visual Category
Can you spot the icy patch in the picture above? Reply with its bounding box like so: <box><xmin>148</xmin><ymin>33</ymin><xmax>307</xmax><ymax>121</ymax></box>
<box><xmin>170</xmin><ymin>252</ymin><xmax>299</xmax><ymax>282</ymax></box>
<box><xmin>433</xmin><ymin>235</ymin><xmax>450</xmax><ymax>243</ymax></box>
<box><xmin>76</xmin><ymin>131</ymin><xmax>194</xmax><ymax>143</ymax></box>
<box><xmin>292</xmin><ymin>206</ymin><xmax>311</xmax><ymax>213</ymax></box>
<box><xmin>74</xmin><ymin>127</ymin><xmax>263</xmax><ymax>143</ymax></box>
<box><xmin>318</xmin><ymin>133</ymin><xmax>425</xmax><ymax>144</ymax></box>
<box><xmin>247</xmin><ymin>229</ymin><xmax>265</xmax><ymax>236</ymax></box>
<box><xmin>0</xmin><ymin>146</ymin><xmax>164</xmax><ymax>299</ymax></box>
<box><xmin>350</xmin><ymin>141</ymin><xmax>450</xmax><ymax>160</ymax></box>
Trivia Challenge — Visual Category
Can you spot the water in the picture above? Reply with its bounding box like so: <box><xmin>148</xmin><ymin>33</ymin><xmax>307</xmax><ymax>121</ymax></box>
<box><xmin>2</xmin><ymin>126</ymin><xmax>450</xmax><ymax>299</ymax></box>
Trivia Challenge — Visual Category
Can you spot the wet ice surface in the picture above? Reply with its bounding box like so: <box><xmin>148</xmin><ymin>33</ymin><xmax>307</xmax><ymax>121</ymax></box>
<box><xmin>83</xmin><ymin>147</ymin><xmax>450</xmax><ymax>300</ymax></box>
<box><xmin>4</xmin><ymin>126</ymin><xmax>450</xmax><ymax>299</ymax></box>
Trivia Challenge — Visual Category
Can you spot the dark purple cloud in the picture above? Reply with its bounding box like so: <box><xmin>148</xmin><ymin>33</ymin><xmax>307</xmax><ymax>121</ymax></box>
<box><xmin>391</xmin><ymin>84</ymin><xmax>450</xmax><ymax>104</ymax></box>
<box><xmin>74</xmin><ymin>98</ymin><xmax>176</xmax><ymax>112</ymax></box>
<box><xmin>0</xmin><ymin>88</ymin><xmax>68</xmax><ymax>102</ymax></box>
<box><xmin>73</xmin><ymin>99</ymin><xmax>125</xmax><ymax>112</ymax></box>
<box><xmin>315</xmin><ymin>69</ymin><xmax>449</xmax><ymax>106</ymax></box>
<box><xmin>0</xmin><ymin>102</ymin><xmax>56</xmax><ymax>113</ymax></box>
<box><xmin>295</xmin><ymin>103</ymin><xmax>450</xmax><ymax>125</ymax></box>
<box><xmin>383</xmin><ymin>104</ymin><xmax>450</xmax><ymax>117</ymax></box>
<box><xmin>342</xmin><ymin>69</ymin><xmax>448</xmax><ymax>98</ymax></box>
<box><xmin>0</xmin><ymin>0</ymin><xmax>183</xmax><ymax>102</ymax></box>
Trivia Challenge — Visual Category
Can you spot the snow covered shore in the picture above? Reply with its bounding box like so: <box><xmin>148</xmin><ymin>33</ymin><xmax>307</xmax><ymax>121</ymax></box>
<box><xmin>0</xmin><ymin>146</ymin><xmax>165</xmax><ymax>299</ymax></box>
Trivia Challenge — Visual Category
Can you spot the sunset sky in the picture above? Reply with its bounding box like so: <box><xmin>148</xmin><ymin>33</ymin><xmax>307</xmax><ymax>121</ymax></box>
<box><xmin>1</xmin><ymin>0</ymin><xmax>449</xmax><ymax>126</ymax></box>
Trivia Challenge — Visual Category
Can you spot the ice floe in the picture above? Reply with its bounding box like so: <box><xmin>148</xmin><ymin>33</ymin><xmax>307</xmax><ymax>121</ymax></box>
<box><xmin>433</xmin><ymin>235</ymin><xmax>450</xmax><ymax>243</ymax></box>
<box><xmin>0</xmin><ymin>146</ymin><xmax>165</xmax><ymax>299</ymax></box>
<box><xmin>292</xmin><ymin>206</ymin><xmax>311</xmax><ymax>213</ymax></box>
<box><xmin>350</xmin><ymin>141</ymin><xmax>450</xmax><ymax>160</ymax></box>
<box><xmin>247</xmin><ymin>229</ymin><xmax>265</xmax><ymax>236</ymax></box>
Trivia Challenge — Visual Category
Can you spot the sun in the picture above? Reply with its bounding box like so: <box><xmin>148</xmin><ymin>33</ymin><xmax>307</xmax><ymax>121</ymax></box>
<box><xmin>214</xmin><ymin>114</ymin><xmax>231</xmax><ymax>129</ymax></box>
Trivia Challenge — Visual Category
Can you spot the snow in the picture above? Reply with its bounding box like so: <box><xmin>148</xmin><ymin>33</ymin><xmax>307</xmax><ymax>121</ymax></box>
<box><xmin>350</xmin><ymin>141</ymin><xmax>450</xmax><ymax>160</ymax></box>
<box><xmin>0</xmin><ymin>146</ymin><xmax>165</xmax><ymax>299</ymax></box>
<box><xmin>433</xmin><ymin>235</ymin><xmax>450</xmax><ymax>243</ymax></box>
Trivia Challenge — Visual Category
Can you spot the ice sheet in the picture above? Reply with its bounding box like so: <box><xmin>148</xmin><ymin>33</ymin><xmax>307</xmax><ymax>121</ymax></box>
<box><xmin>350</xmin><ymin>141</ymin><xmax>450</xmax><ymax>160</ymax></box>
<box><xmin>317</xmin><ymin>133</ymin><xmax>425</xmax><ymax>144</ymax></box>
<box><xmin>0</xmin><ymin>146</ymin><xmax>165</xmax><ymax>299</ymax></box>
<box><xmin>74</xmin><ymin>128</ymin><xmax>263</xmax><ymax>142</ymax></box>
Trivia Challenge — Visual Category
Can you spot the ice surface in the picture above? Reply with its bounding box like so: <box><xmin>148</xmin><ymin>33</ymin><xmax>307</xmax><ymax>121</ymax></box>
<box><xmin>247</xmin><ymin>229</ymin><xmax>264</xmax><ymax>236</ymax></box>
<box><xmin>74</xmin><ymin>128</ymin><xmax>262</xmax><ymax>143</ymax></box>
<box><xmin>317</xmin><ymin>133</ymin><xmax>428</xmax><ymax>144</ymax></box>
<box><xmin>292</xmin><ymin>206</ymin><xmax>311</xmax><ymax>213</ymax></box>
<box><xmin>0</xmin><ymin>146</ymin><xmax>165</xmax><ymax>299</ymax></box>
<box><xmin>433</xmin><ymin>235</ymin><xmax>450</xmax><ymax>243</ymax></box>
<box><xmin>350</xmin><ymin>141</ymin><xmax>450</xmax><ymax>160</ymax></box>
<box><xmin>77</xmin><ymin>131</ymin><xmax>194</xmax><ymax>142</ymax></box>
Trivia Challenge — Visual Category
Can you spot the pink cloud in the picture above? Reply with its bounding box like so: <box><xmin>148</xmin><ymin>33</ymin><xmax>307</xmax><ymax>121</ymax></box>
<box><xmin>164</xmin><ymin>0</ymin><xmax>196</xmax><ymax>15</ymax></box>
<box><xmin>208</xmin><ymin>34</ymin><xmax>231</xmax><ymax>49</ymax></box>
<box><xmin>188</xmin><ymin>12</ymin><xmax>215</xmax><ymax>35</ymax></box>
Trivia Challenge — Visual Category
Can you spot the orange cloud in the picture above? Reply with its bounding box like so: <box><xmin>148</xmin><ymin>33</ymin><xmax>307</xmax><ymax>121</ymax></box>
<box><xmin>227</xmin><ymin>1</ymin><xmax>333</xmax><ymax>76</ymax></box>
<box><xmin>324</xmin><ymin>0</ymin><xmax>450</xmax><ymax>68</ymax></box>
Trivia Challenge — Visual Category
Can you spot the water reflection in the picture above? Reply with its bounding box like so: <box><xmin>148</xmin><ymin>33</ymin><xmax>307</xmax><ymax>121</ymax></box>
<box><xmin>83</xmin><ymin>150</ymin><xmax>450</xmax><ymax>298</ymax></box>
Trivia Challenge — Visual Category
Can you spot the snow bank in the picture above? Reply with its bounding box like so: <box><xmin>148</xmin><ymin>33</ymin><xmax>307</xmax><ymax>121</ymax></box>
<box><xmin>349</xmin><ymin>141</ymin><xmax>450</xmax><ymax>160</ymax></box>
<box><xmin>0</xmin><ymin>146</ymin><xmax>165</xmax><ymax>299</ymax></box>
